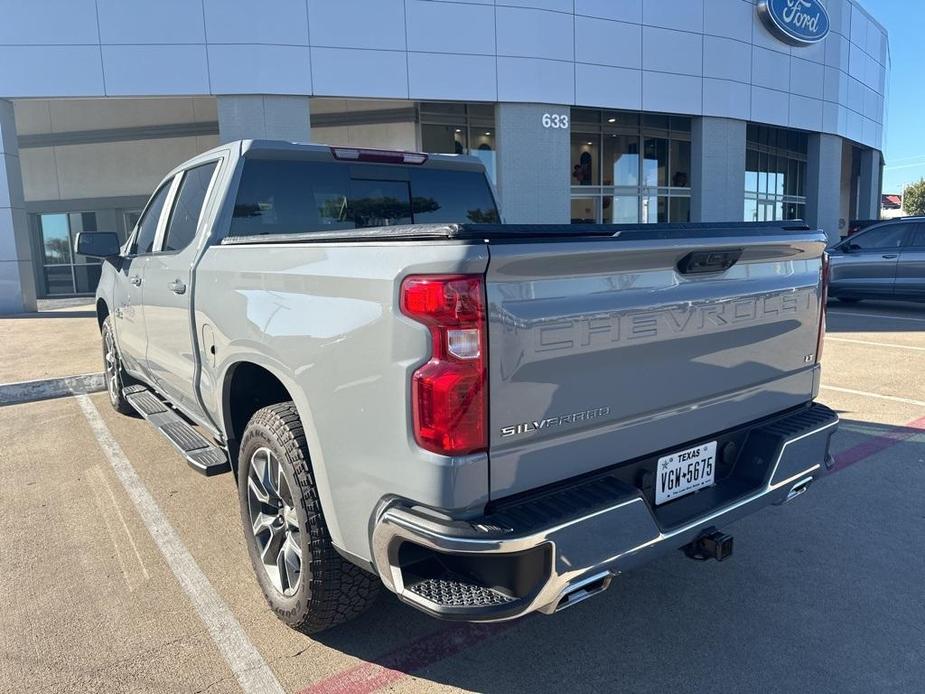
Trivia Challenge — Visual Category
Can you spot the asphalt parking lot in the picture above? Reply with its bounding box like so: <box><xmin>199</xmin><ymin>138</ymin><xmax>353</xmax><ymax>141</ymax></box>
<box><xmin>1</xmin><ymin>301</ymin><xmax>924</xmax><ymax>693</ymax></box>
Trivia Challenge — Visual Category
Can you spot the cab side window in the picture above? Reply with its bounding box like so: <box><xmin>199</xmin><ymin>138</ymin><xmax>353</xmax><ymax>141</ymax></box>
<box><xmin>849</xmin><ymin>225</ymin><xmax>907</xmax><ymax>251</ymax></box>
<box><xmin>163</xmin><ymin>162</ymin><xmax>219</xmax><ymax>252</ymax></box>
<box><xmin>132</xmin><ymin>181</ymin><xmax>173</xmax><ymax>255</ymax></box>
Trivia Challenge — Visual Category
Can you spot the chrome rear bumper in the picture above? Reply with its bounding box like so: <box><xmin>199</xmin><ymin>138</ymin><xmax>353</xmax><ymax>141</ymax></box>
<box><xmin>371</xmin><ymin>404</ymin><xmax>838</xmax><ymax>621</ymax></box>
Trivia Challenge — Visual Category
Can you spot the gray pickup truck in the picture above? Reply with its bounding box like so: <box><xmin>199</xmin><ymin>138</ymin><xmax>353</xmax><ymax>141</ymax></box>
<box><xmin>77</xmin><ymin>140</ymin><xmax>838</xmax><ymax>634</ymax></box>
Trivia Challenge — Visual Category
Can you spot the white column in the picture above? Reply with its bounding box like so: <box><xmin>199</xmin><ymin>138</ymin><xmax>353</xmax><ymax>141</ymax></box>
<box><xmin>690</xmin><ymin>117</ymin><xmax>747</xmax><ymax>223</ymax></box>
<box><xmin>0</xmin><ymin>99</ymin><xmax>36</xmax><ymax>314</ymax></box>
<box><xmin>495</xmin><ymin>103</ymin><xmax>571</xmax><ymax>224</ymax></box>
<box><xmin>217</xmin><ymin>95</ymin><xmax>311</xmax><ymax>144</ymax></box>
<box><xmin>806</xmin><ymin>133</ymin><xmax>844</xmax><ymax>245</ymax></box>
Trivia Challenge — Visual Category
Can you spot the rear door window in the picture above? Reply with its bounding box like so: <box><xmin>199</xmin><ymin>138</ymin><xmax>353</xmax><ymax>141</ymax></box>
<box><xmin>162</xmin><ymin>161</ymin><xmax>218</xmax><ymax>252</ymax></box>
<box><xmin>849</xmin><ymin>225</ymin><xmax>907</xmax><ymax>250</ymax></box>
<box><xmin>229</xmin><ymin>158</ymin><xmax>498</xmax><ymax>237</ymax></box>
<box><xmin>132</xmin><ymin>181</ymin><xmax>173</xmax><ymax>255</ymax></box>
<box><xmin>907</xmin><ymin>224</ymin><xmax>925</xmax><ymax>248</ymax></box>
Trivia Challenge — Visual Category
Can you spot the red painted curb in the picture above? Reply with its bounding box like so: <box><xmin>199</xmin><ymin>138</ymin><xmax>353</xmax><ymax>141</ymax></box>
<box><xmin>830</xmin><ymin>415</ymin><xmax>925</xmax><ymax>473</ymax></box>
<box><xmin>301</xmin><ymin>621</ymin><xmax>516</xmax><ymax>694</ymax></box>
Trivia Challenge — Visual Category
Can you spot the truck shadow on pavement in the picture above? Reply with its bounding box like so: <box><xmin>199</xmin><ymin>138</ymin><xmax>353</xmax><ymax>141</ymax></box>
<box><xmin>309</xmin><ymin>416</ymin><xmax>925</xmax><ymax>694</ymax></box>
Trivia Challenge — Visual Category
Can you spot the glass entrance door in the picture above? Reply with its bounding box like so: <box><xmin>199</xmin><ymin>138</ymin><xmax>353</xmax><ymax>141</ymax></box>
<box><xmin>34</xmin><ymin>212</ymin><xmax>101</xmax><ymax>296</ymax></box>
<box><xmin>570</xmin><ymin>110</ymin><xmax>691</xmax><ymax>225</ymax></box>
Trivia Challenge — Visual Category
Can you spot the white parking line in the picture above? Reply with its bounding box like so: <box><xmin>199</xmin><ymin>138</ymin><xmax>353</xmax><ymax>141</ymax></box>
<box><xmin>820</xmin><ymin>385</ymin><xmax>925</xmax><ymax>408</ymax></box>
<box><xmin>75</xmin><ymin>394</ymin><xmax>284</xmax><ymax>694</ymax></box>
<box><xmin>827</xmin><ymin>337</ymin><xmax>925</xmax><ymax>352</ymax></box>
<box><xmin>828</xmin><ymin>310</ymin><xmax>925</xmax><ymax>324</ymax></box>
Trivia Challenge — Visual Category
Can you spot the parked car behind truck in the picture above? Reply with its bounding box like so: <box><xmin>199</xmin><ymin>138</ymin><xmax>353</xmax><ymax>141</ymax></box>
<box><xmin>828</xmin><ymin>217</ymin><xmax>925</xmax><ymax>303</ymax></box>
<box><xmin>77</xmin><ymin>140</ymin><xmax>838</xmax><ymax>633</ymax></box>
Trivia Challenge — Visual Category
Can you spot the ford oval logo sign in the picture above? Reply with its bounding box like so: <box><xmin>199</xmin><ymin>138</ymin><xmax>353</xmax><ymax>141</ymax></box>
<box><xmin>758</xmin><ymin>0</ymin><xmax>830</xmax><ymax>46</ymax></box>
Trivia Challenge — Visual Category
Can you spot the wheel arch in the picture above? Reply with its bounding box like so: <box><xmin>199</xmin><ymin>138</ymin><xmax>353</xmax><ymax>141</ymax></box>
<box><xmin>222</xmin><ymin>360</ymin><xmax>296</xmax><ymax>459</ymax></box>
<box><xmin>219</xmin><ymin>358</ymin><xmax>346</xmax><ymax>554</ymax></box>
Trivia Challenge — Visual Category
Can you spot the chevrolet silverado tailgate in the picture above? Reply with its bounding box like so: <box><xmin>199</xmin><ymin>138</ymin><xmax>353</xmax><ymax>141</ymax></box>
<box><xmin>485</xmin><ymin>227</ymin><xmax>827</xmax><ymax>499</ymax></box>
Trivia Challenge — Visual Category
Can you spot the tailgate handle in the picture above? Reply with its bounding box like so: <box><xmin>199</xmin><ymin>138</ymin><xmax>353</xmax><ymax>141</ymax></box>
<box><xmin>677</xmin><ymin>249</ymin><xmax>742</xmax><ymax>275</ymax></box>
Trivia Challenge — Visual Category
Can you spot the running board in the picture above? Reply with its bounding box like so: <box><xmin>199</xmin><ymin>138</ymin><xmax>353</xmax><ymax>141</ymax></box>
<box><xmin>123</xmin><ymin>385</ymin><xmax>230</xmax><ymax>476</ymax></box>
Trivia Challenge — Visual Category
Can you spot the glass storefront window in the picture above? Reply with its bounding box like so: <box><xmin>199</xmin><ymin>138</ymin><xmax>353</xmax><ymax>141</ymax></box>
<box><xmin>603</xmin><ymin>112</ymin><xmax>639</xmax><ymax>128</ymax></box>
<box><xmin>670</xmin><ymin>197</ymin><xmax>691</xmax><ymax>223</ymax></box>
<box><xmin>784</xmin><ymin>202</ymin><xmax>806</xmax><ymax>220</ymax></box>
<box><xmin>570</xmin><ymin>108</ymin><xmax>691</xmax><ymax>224</ymax></box>
<box><xmin>570</xmin><ymin>197</ymin><xmax>599</xmax><ymax>224</ymax></box>
<box><xmin>643</xmin><ymin>138</ymin><xmax>668</xmax><ymax>187</ymax></box>
<box><xmin>422</xmin><ymin>124</ymin><xmax>466</xmax><ymax>155</ymax></box>
<box><xmin>603</xmin><ymin>135</ymin><xmax>638</xmax><ymax>187</ymax></box>
<box><xmin>669</xmin><ymin>140</ymin><xmax>691</xmax><ymax>188</ymax></box>
<box><xmin>39</xmin><ymin>214</ymin><xmax>71</xmax><ymax>265</ymax></box>
<box><xmin>609</xmin><ymin>196</ymin><xmax>639</xmax><ymax>224</ymax></box>
<box><xmin>642</xmin><ymin>195</ymin><xmax>668</xmax><ymax>224</ymax></box>
<box><xmin>757</xmin><ymin>152</ymin><xmax>769</xmax><ymax>195</ymax></box>
<box><xmin>643</xmin><ymin>114</ymin><xmax>670</xmax><ymax>130</ymax></box>
<box><xmin>744</xmin><ymin>124</ymin><xmax>808</xmax><ymax>223</ymax></box>
<box><xmin>35</xmin><ymin>212</ymin><xmax>101</xmax><ymax>296</ymax></box>
<box><xmin>470</xmin><ymin>127</ymin><xmax>495</xmax><ymax>182</ymax></box>
<box><xmin>570</xmin><ymin>133</ymin><xmax>600</xmax><ymax>186</ymax></box>
<box><xmin>43</xmin><ymin>266</ymin><xmax>75</xmax><ymax>295</ymax></box>
<box><xmin>572</xmin><ymin>109</ymin><xmax>601</xmax><ymax>126</ymax></box>
<box><xmin>420</xmin><ymin>104</ymin><xmax>496</xmax><ymax>183</ymax></box>
<box><xmin>670</xmin><ymin>116</ymin><xmax>692</xmax><ymax>132</ymax></box>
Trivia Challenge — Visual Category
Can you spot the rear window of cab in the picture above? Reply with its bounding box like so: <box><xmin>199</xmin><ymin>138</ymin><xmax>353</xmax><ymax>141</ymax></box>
<box><xmin>228</xmin><ymin>158</ymin><xmax>499</xmax><ymax>237</ymax></box>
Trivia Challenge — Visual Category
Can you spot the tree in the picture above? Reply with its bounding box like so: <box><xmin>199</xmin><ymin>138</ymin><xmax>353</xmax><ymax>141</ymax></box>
<box><xmin>903</xmin><ymin>179</ymin><xmax>925</xmax><ymax>217</ymax></box>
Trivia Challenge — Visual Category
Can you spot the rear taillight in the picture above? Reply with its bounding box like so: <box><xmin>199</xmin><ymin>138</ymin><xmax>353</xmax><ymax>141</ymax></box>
<box><xmin>401</xmin><ymin>275</ymin><xmax>487</xmax><ymax>456</ymax></box>
<box><xmin>816</xmin><ymin>252</ymin><xmax>829</xmax><ymax>363</ymax></box>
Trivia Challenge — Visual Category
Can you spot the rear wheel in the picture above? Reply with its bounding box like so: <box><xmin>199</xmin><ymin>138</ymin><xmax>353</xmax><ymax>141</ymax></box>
<box><xmin>101</xmin><ymin>316</ymin><xmax>135</xmax><ymax>415</ymax></box>
<box><xmin>238</xmin><ymin>402</ymin><xmax>379</xmax><ymax>633</ymax></box>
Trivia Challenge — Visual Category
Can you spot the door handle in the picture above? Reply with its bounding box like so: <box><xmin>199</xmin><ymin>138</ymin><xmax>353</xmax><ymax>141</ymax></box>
<box><xmin>129</xmin><ymin>275</ymin><xmax>142</xmax><ymax>286</ymax></box>
<box><xmin>882</xmin><ymin>254</ymin><xmax>899</xmax><ymax>259</ymax></box>
<box><xmin>168</xmin><ymin>280</ymin><xmax>187</xmax><ymax>295</ymax></box>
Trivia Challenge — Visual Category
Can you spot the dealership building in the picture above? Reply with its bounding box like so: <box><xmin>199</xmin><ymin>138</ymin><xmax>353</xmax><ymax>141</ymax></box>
<box><xmin>0</xmin><ymin>0</ymin><xmax>889</xmax><ymax>312</ymax></box>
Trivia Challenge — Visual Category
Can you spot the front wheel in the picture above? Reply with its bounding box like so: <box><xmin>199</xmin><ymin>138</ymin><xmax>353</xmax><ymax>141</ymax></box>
<box><xmin>101</xmin><ymin>316</ymin><xmax>135</xmax><ymax>415</ymax></box>
<box><xmin>238</xmin><ymin>402</ymin><xmax>379</xmax><ymax>633</ymax></box>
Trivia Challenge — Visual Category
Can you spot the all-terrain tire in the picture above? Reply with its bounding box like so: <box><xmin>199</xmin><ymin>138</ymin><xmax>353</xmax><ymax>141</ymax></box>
<box><xmin>101</xmin><ymin>315</ymin><xmax>136</xmax><ymax>415</ymax></box>
<box><xmin>238</xmin><ymin>402</ymin><xmax>379</xmax><ymax>633</ymax></box>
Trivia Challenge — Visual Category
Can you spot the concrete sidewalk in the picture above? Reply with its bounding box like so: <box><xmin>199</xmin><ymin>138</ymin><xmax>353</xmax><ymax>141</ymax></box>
<box><xmin>0</xmin><ymin>301</ymin><xmax>101</xmax><ymax>384</ymax></box>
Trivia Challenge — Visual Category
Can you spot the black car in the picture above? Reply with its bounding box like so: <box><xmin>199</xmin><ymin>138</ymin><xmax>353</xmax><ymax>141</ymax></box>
<box><xmin>828</xmin><ymin>218</ymin><xmax>925</xmax><ymax>303</ymax></box>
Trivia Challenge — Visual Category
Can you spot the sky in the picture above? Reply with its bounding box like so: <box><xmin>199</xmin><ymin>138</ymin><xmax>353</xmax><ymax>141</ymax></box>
<box><xmin>860</xmin><ymin>0</ymin><xmax>925</xmax><ymax>193</ymax></box>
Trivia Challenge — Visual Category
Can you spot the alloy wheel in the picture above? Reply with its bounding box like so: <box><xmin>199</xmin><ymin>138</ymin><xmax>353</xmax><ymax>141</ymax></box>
<box><xmin>246</xmin><ymin>447</ymin><xmax>302</xmax><ymax>596</ymax></box>
<box><xmin>103</xmin><ymin>328</ymin><xmax>121</xmax><ymax>404</ymax></box>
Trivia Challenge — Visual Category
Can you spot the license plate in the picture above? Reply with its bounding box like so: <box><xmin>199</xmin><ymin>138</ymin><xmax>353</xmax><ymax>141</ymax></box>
<box><xmin>655</xmin><ymin>441</ymin><xmax>717</xmax><ymax>505</ymax></box>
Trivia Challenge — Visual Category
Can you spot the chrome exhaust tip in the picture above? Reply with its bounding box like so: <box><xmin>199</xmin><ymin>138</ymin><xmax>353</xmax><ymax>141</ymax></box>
<box><xmin>785</xmin><ymin>476</ymin><xmax>814</xmax><ymax>503</ymax></box>
<box><xmin>554</xmin><ymin>571</ymin><xmax>614</xmax><ymax>613</ymax></box>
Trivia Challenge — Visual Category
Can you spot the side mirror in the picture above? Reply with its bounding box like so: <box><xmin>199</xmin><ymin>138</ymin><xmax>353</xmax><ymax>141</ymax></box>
<box><xmin>841</xmin><ymin>242</ymin><xmax>861</xmax><ymax>253</ymax></box>
<box><xmin>75</xmin><ymin>231</ymin><xmax>121</xmax><ymax>259</ymax></box>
